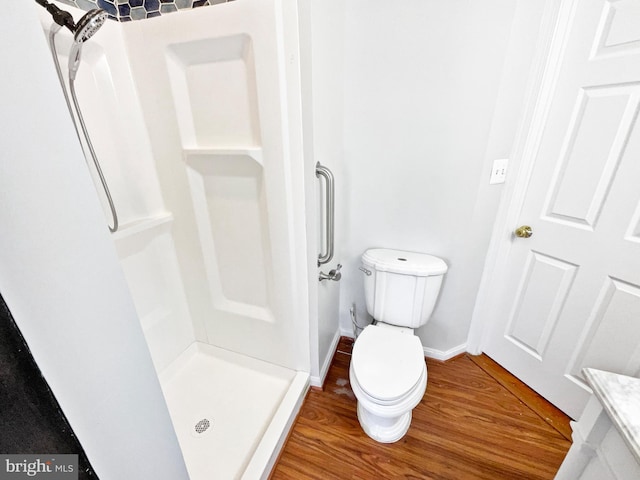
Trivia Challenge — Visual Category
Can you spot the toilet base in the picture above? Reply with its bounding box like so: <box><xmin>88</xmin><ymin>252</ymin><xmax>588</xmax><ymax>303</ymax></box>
<box><xmin>356</xmin><ymin>402</ymin><xmax>412</xmax><ymax>443</ymax></box>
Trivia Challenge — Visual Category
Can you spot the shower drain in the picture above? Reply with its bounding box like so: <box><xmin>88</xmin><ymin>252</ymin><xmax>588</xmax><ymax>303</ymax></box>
<box><xmin>190</xmin><ymin>416</ymin><xmax>214</xmax><ymax>438</ymax></box>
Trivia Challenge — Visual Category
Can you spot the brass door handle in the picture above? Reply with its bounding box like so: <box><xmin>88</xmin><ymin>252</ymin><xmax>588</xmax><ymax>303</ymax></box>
<box><xmin>514</xmin><ymin>225</ymin><xmax>533</xmax><ymax>238</ymax></box>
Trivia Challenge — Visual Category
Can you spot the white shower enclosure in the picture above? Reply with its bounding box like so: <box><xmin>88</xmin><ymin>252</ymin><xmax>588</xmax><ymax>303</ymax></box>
<box><xmin>122</xmin><ymin>1</ymin><xmax>309</xmax><ymax>371</ymax></box>
<box><xmin>37</xmin><ymin>0</ymin><xmax>313</xmax><ymax>478</ymax></box>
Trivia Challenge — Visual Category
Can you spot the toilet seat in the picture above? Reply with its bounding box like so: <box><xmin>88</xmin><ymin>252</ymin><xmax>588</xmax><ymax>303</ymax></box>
<box><xmin>351</xmin><ymin>325</ymin><xmax>425</xmax><ymax>402</ymax></box>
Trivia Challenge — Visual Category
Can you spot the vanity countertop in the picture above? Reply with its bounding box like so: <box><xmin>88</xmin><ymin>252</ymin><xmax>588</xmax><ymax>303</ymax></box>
<box><xmin>583</xmin><ymin>368</ymin><xmax>640</xmax><ymax>465</ymax></box>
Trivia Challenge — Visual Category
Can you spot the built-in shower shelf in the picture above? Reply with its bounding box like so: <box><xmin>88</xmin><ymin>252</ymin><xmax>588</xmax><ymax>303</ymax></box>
<box><xmin>183</xmin><ymin>147</ymin><xmax>264</xmax><ymax>166</ymax></box>
<box><xmin>112</xmin><ymin>213</ymin><xmax>173</xmax><ymax>241</ymax></box>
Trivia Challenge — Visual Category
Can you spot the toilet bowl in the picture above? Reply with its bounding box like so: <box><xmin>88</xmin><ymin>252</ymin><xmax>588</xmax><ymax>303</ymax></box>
<box><xmin>350</xmin><ymin>324</ymin><xmax>427</xmax><ymax>442</ymax></box>
<box><xmin>350</xmin><ymin>248</ymin><xmax>447</xmax><ymax>443</ymax></box>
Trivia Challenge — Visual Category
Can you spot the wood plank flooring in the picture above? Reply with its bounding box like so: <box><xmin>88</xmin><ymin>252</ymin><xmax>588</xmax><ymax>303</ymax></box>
<box><xmin>271</xmin><ymin>338</ymin><xmax>572</xmax><ymax>480</ymax></box>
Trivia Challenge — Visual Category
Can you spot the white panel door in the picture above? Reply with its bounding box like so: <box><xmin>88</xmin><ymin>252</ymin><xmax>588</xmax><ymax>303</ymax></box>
<box><xmin>483</xmin><ymin>0</ymin><xmax>640</xmax><ymax>419</ymax></box>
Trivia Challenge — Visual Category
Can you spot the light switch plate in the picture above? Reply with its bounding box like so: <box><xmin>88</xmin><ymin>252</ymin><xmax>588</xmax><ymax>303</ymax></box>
<box><xmin>489</xmin><ymin>158</ymin><xmax>508</xmax><ymax>184</ymax></box>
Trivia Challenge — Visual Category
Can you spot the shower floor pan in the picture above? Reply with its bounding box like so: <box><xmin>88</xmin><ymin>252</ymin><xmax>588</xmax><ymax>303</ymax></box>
<box><xmin>159</xmin><ymin>342</ymin><xmax>308</xmax><ymax>480</ymax></box>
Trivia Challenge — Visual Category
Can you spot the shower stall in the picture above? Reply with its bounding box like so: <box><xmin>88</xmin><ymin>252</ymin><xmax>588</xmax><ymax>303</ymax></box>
<box><xmin>19</xmin><ymin>0</ymin><xmax>325</xmax><ymax>477</ymax></box>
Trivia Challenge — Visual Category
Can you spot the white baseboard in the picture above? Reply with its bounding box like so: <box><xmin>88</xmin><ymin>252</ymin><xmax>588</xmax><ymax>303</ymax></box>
<box><xmin>309</xmin><ymin>329</ymin><xmax>341</xmax><ymax>388</ymax></box>
<box><xmin>423</xmin><ymin>343</ymin><xmax>467</xmax><ymax>361</ymax></box>
<box><xmin>339</xmin><ymin>325</ymin><xmax>354</xmax><ymax>338</ymax></box>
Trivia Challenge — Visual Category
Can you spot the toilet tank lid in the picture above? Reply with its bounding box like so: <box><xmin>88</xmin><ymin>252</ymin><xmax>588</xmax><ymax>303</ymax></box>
<box><xmin>362</xmin><ymin>248</ymin><xmax>447</xmax><ymax>276</ymax></box>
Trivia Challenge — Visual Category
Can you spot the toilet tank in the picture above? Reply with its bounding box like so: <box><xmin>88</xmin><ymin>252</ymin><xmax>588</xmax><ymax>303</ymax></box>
<box><xmin>362</xmin><ymin>248</ymin><xmax>447</xmax><ymax>328</ymax></box>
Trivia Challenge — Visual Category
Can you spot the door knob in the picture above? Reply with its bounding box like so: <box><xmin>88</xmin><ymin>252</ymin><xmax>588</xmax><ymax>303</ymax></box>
<box><xmin>514</xmin><ymin>225</ymin><xmax>533</xmax><ymax>238</ymax></box>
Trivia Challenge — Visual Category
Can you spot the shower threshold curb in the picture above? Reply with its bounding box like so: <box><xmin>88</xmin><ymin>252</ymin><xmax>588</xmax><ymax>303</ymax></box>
<box><xmin>243</xmin><ymin>371</ymin><xmax>309</xmax><ymax>479</ymax></box>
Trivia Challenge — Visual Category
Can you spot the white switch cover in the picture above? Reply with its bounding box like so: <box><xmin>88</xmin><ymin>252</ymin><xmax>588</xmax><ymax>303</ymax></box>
<box><xmin>489</xmin><ymin>158</ymin><xmax>508</xmax><ymax>184</ymax></box>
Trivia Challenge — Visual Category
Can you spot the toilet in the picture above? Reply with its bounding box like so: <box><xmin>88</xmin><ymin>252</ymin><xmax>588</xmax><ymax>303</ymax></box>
<box><xmin>350</xmin><ymin>248</ymin><xmax>447</xmax><ymax>443</ymax></box>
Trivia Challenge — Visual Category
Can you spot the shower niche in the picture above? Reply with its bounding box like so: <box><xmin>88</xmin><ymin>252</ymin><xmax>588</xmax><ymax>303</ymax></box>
<box><xmin>166</xmin><ymin>34</ymin><xmax>262</xmax><ymax>148</ymax></box>
<box><xmin>184</xmin><ymin>149</ymin><xmax>277</xmax><ymax>332</ymax></box>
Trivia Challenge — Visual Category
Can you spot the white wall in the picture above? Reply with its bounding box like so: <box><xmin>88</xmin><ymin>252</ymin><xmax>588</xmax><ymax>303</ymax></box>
<box><xmin>0</xmin><ymin>2</ymin><xmax>188</xmax><ymax>478</ymax></box>
<box><xmin>338</xmin><ymin>0</ymin><xmax>548</xmax><ymax>355</ymax></box>
<box><xmin>299</xmin><ymin>0</ymin><xmax>346</xmax><ymax>384</ymax></box>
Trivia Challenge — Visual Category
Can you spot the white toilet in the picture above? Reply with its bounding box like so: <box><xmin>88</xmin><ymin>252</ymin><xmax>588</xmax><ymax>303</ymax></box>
<box><xmin>350</xmin><ymin>248</ymin><xmax>447</xmax><ymax>443</ymax></box>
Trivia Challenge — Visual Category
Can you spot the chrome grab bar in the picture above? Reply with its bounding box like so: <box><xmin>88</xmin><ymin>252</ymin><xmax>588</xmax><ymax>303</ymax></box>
<box><xmin>316</xmin><ymin>162</ymin><xmax>335</xmax><ymax>266</ymax></box>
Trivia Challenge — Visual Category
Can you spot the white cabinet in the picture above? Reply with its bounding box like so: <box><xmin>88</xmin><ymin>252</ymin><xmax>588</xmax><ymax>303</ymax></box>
<box><xmin>555</xmin><ymin>369</ymin><xmax>640</xmax><ymax>480</ymax></box>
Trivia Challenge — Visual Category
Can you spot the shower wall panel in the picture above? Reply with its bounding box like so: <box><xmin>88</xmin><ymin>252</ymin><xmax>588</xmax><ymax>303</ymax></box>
<box><xmin>56</xmin><ymin>37</ymin><xmax>164</xmax><ymax>227</ymax></box>
<box><xmin>40</xmin><ymin>6</ymin><xmax>197</xmax><ymax>374</ymax></box>
<box><xmin>115</xmin><ymin>224</ymin><xmax>195</xmax><ymax>372</ymax></box>
<box><xmin>123</xmin><ymin>0</ymin><xmax>310</xmax><ymax>370</ymax></box>
<box><xmin>185</xmin><ymin>151</ymin><xmax>273</xmax><ymax>318</ymax></box>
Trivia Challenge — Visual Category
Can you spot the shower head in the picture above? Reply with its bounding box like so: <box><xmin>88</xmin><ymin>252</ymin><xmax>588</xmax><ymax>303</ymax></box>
<box><xmin>74</xmin><ymin>9</ymin><xmax>108</xmax><ymax>43</ymax></box>
<box><xmin>68</xmin><ymin>9</ymin><xmax>108</xmax><ymax>81</ymax></box>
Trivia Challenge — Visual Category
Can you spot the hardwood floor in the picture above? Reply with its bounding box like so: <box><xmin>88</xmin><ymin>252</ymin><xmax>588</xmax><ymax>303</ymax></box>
<box><xmin>271</xmin><ymin>338</ymin><xmax>572</xmax><ymax>480</ymax></box>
